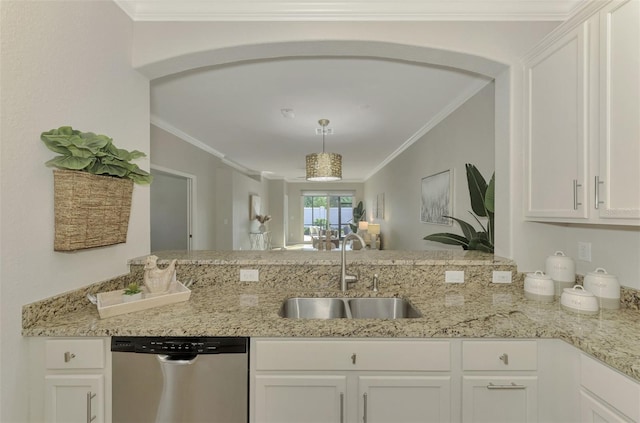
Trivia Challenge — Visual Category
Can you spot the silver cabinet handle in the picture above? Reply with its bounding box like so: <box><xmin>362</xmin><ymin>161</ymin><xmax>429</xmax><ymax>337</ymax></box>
<box><xmin>351</xmin><ymin>353</ymin><xmax>356</xmax><ymax>365</ymax></box>
<box><xmin>595</xmin><ymin>176</ymin><xmax>604</xmax><ymax>209</ymax></box>
<box><xmin>340</xmin><ymin>392</ymin><xmax>344</xmax><ymax>423</ymax></box>
<box><xmin>573</xmin><ymin>179</ymin><xmax>582</xmax><ymax>210</ymax></box>
<box><xmin>86</xmin><ymin>392</ymin><xmax>96</xmax><ymax>423</ymax></box>
<box><xmin>64</xmin><ymin>352</ymin><xmax>76</xmax><ymax>363</ymax></box>
<box><xmin>499</xmin><ymin>353</ymin><xmax>509</xmax><ymax>365</ymax></box>
<box><xmin>363</xmin><ymin>392</ymin><xmax>368</xmax><ymax>423</ymax></box>
<box><xmin>487</xmin><ymin>382</ymin><xmax>526</xmax><ymax>390</ymax></box>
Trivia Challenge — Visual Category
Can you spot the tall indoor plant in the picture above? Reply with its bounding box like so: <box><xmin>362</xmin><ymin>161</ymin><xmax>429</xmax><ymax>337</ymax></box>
<box><xmin>423</xmin><ymin>164</ymin><xmax>495</xmax><ymax>253</ymax></box>
<box><xmin>41</xmin><ymin>126</ymin><xmax>152</xmax><ymax>251</ymax></box>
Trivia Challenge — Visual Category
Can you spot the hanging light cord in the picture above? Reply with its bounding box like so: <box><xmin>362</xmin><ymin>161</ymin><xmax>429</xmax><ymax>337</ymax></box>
<box><xmin>319</xmin><ymin>118</ymin><xmax>329</xmax><ymax>153</ymax></box>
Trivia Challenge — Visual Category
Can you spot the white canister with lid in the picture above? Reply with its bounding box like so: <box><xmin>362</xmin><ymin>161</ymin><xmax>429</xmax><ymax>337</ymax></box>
<box><xmin>583</xmin><ymin>268</ymin><xmax>620</xmax><ymax>310</ymax></box>
<box><xmin>545</xmin><ymin>251</ymin><xmax>576</xmax><ymax>296</ymax></box>
<box><xmin>524</xmin><ymin>271</ymin><xmax>555</xmax><ymax>302</ymax></box>
<box><xmin>560</xmin><ymin>285</ymin><xmax>599</xmax><ymax>315</ymax></box>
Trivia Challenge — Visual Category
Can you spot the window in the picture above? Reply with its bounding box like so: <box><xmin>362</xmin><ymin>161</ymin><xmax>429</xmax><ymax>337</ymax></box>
<box><xmin>302</xmin><ymin>192</ymin><xmax>355</xmax><ymax>241</ymax></box>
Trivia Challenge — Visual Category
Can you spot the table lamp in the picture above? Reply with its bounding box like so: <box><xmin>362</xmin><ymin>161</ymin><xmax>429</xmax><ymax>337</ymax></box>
<box><xmin>368</xmin><ymin>224</ymin><xmax>380</xmax><ymax>250</ymax></box>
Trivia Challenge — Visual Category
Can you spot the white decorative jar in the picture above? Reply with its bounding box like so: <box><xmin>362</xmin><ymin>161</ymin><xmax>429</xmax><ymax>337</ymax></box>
<box><xmin>545</xmin><ymin>251</ymin><xmax>576</xmax><ymax>296</ymax></box>
<box><xmin>583</xmin><ymin>268</ymin><xmax>620</xmax><ymax>310</ymax></box>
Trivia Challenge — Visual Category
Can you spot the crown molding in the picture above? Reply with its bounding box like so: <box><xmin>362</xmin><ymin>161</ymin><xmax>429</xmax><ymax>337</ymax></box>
<box><xmin>115</xmin><ymin>0</ymin><xmax>585</xmax><ymax>21</ymax></box>
<box><xmin>151</xmin><ymin>116</ymin><xmax>259</xmax><ymax>176</ymax></box>
<box><xmin>365</xmin><ymin>78</ymin><xmax>492</xmax><ymax>181</ymax></box>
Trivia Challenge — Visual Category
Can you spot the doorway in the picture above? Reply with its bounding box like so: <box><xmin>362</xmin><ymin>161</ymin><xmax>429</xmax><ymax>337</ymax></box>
<box><xmin>150</xmin><ymin>166</ymin><xmax>195</xmax><ymax>252</ymax></box>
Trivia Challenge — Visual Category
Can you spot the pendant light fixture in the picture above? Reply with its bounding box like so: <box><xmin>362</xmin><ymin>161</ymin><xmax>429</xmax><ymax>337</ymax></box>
<box><xmin>306</xmin><ymin>119</ymin><xmax>342</xmax><ymax>181</ymax></box>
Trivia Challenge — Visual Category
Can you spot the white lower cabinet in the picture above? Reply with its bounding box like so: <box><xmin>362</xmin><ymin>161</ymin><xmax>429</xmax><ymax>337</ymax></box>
<box><xmin>461</xmin><ymin>341</ymin><xmax>538</xmax><ymax>423</ymax></box>
<box><xmin>254</xmin><ymin>375</ymin><xmax>346</xmax><ymax>423</ymax></box>
<box><xmin>45</xmin><ymin>374</ymin><xmax>104</xmax><ymax>423</ymax></box>
<box><xmin>359</xmin><ymin>375</ymin><xmax>450</xmax><ymax>423</ymax></box>
<box><xmin>580</xmin><ymin>354</ymin><xmax>640</xmax><ymax>422</ymax></box>
<box><xmin>580</xmin><ymin>390</ymin><xmax>631</xmax><ymax>423</ymax></box>
<box><xmin>29</xmin><ymin>337</ymin><xmax>111</xmax><ymax>423</ymax></box>
<box><xmin>251</xmin><ymin>338</ymin><xmax>451</xmax><ymax>423</ymax></box>
<box><xmin>462</xmin><ymin>376</ymin><xmax>537</xmax><ymax>423</ymax></box>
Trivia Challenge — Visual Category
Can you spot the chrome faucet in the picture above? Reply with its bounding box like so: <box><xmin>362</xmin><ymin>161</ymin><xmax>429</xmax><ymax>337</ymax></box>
<box><xmin>341</xmin><ymin>232</ymin><xmax>365</xmax><ymax>291</ymax></box>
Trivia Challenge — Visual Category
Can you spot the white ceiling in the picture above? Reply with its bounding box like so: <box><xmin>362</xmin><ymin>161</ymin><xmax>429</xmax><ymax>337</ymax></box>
<box><xmin>138</xmin><ymin>0</ymin><xmax>586</xmax><ymax>182</ymax></box>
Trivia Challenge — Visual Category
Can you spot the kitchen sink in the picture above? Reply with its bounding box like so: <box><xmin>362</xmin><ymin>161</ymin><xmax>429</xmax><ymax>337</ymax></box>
<box><xmin>279</xmin><ymin>297</ymin><xmax>421</xmax><ymax>319</ymax></box>
<box><xmin>347</xmin><ymin>298</ymin><xmax>421</xmax><ymax>319</ymax></box>
<box><xmin>280</xmin><ymin>297</ymin><xmax>349</xmax><ymax>319</ymax></box>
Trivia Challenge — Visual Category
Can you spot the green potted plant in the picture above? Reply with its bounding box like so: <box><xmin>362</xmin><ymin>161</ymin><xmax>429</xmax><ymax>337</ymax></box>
<box><xmin>40</xmin><ymin>126</ymin><xmax>152</xmax><ymax>251</ymax></box>
<box><xmin>41</xmin><ymin>126</ymin><xmax>152</xmax><ymax>184</ymax></box>
<box><xmin>349</xmin><ymin>201</ymin><xmax>366</xmax><ymax>249</ymax></box>
<box><xmin>423</xmin><ymin>164</ymin><xmax>495</xmax><ymax>253</ymax></box>
<box><xmin>122</xmin><ymin>282</ymin><xmax>143</xmax><ymax>302</ymax></box>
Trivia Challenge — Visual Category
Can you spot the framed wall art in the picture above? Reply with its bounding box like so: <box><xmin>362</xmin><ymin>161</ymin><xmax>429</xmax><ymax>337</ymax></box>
<box><xmin>420</xmin><ymin>170</ymin><xmax>452</xmax><ymax>225</ymax></box>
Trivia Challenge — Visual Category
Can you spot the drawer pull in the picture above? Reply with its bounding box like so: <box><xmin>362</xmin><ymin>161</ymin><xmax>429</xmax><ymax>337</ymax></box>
<box><xmin>64</xmin><ymin>352</ymin><xmax>76</xmax><ymax>363</ymax></box>
<box><xmin>363</xmin><ymin>392</ymin><xmax>368</xmax><ymax>423</ymax></box>
<box><xmin>86</xmin><ymin>392</ymin><xmax>96</xmax><ymax>422</ymax></box>
<box><xmin>351</xmin><ymin>353</ymin><xmax>356</xmax><ymax>365</ymax></box>
<box><xmin>339</xmin><ymin>392</ymin><xmax>344</xmax><ymax>423</ymax></box>
<box><xmin>499</xmin><ymin>353</ymin><xmax>508</xmax><ymax>365</ymax></box>
<box><xmin>487</xmin><ymin>382</ymin><xmax>526</xmax><ymax>390</ymax></box>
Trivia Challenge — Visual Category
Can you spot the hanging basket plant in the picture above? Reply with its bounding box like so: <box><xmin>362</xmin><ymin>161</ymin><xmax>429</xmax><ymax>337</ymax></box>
<box><xmin>41</xmin><ymin>126</ymin><xmax>152</xmax><ymax>251</ymax></box>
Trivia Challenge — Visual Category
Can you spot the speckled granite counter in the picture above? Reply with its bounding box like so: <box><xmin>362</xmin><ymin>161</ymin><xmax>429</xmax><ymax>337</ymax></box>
<box><xmin>22</xmin><ymin>250</ymin><xmax>640</xmax><ymax>383</ymax></box>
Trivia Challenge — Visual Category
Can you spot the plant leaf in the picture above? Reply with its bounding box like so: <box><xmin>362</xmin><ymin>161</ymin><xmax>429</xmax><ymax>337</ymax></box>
<box><xmin>443</xmin><ymin>215</ymin><xmax>477</xmax><ymax>241</ymax></box>
<box><xmin>128</xmin><ymin>172</ymin><xmax>153</xmax><ymax>185</ymax></box>
<box><xmin>468</xmin><ymin>237</ymin><xmax>494</xmax><ymax>253</ymax></box>
<box><xmin>45</xmin><ymin>155</ymin><xmax>94</xmax><ymax>170</ymax></box>
<box><xmin>485</xmin><ymin>173</ymin><xmax>495</xmax><ymax>213</ymax></box>
<box><xmin>466</xmin><ymin>163</ymin><xmax>488</xmax><ymax>217</ymax></box>
<box><xmin>91</xmin><ymin>163</ymin><xmax>128</xmax><ymax>177</ymax></box>
<box><xmin>423</xmin><ymin>233</ymin><xmax>470</xmax><ymax>248</ymax></box>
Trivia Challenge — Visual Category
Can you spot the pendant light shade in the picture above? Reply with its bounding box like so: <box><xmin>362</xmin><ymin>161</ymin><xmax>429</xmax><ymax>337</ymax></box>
<box><xmin>306</xmin><ymin>119</ymin><xmax>342</xmax><ymax>181</ymax></box>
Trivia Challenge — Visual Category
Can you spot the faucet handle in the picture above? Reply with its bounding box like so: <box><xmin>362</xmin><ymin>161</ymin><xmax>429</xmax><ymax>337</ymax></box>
<box><xmin>371</xmin><ymin>274</ymin><xmax>379</xmax><ymax>292</ymax></box>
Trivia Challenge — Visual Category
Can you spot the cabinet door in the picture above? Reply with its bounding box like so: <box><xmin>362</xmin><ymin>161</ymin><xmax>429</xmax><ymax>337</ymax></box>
<box><xmin>462</xmin><ymin>376</ymin><xmax>537</xmax><ymax>423</ymax></box>
<box><xmin>358</xmin><ymin>376</ymin><xmax>451</xmax><ymax>423</ymax></box>
<box><xmin>254</xmin><ymin>375</ymin><xmax>347</xmax><ymax>423</ymax></box>
<box><xmin>597</xmin><ymin>0</ymin><xmax>640</xmax><ymax>221</ymax></box>
<box><xmin>44</xmin><ymin>374</ymin><xmax>103</xmax><ymax>423</ymax></box>
<box><xmin>524</xmin><ymin>23</ymin><xmax>589</xmax><ymax>220</ymax></box>
<box><xmin>580</xmin><ymin>390</ymin><xmax>632</xmax><ymax>423</ymax></box>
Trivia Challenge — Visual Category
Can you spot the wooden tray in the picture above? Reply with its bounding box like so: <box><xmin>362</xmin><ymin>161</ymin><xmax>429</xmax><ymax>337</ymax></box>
<box><xmin>97</xmin><ymin>281</ymin><xmax>191</xmax><ymax>319</ymax></box>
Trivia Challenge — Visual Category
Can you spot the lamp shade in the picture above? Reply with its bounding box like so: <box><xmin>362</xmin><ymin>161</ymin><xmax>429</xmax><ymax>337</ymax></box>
<box><xmin>306</xmin><ymin>152</ymin><xmax>342</xmax><ymax>181</ymax></box>
<box><xmin>368</xmin><ymin>223</ymin><xmax>380</xmax><ymax>235</ymax></box>
<box><xmin>358</xmin><ymin>221</ymin><xmax>369</xmax><ymax>231</ymax></box>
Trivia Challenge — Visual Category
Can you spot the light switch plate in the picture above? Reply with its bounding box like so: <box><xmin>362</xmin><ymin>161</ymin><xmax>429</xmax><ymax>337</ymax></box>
<box><xmin>578</xmin><ymin>242</ymin><xmax>592</xmax><ymax>262</ymax></box>
<box><xmin>445</xmin><ymin>270</ymin><xmax>464</xmax><ymax>283</ymax></box>
<box><xmin>492</xmin><ymin>271</ymin><xmax>513</xmax><ymax>284</ymax></box>
<box><xmin>240</xmin><ymin>269</ymin><xmax>259</xmax><ymax>282</ymax></box>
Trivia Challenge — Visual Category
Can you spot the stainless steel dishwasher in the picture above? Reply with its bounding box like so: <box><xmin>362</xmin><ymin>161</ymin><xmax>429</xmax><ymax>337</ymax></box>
<box><xmin>111</xmin><ymin>336</ymin><xmax>249</xmax><ymax>423</ymax></box>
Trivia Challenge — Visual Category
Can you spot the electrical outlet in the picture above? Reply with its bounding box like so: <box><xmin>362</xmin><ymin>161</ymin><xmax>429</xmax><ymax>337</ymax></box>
<box><xmin>578</xmin><ymin>242</ymin><xmax>592</xmax><ymax>262</ymax></box>
<box><xmin>445</xmin><ymin>270</ymin><xmax>464</xmax><ymax>283</ymax></box>
<box><xmin>492</xmin><ymin>271</ymin><xmax>513</xmax><ymax>284</ymax></box>
<box><xmin>240</xmin><ymin>269</ymin><xmax>259</xmax><ymax>282</ymax></box>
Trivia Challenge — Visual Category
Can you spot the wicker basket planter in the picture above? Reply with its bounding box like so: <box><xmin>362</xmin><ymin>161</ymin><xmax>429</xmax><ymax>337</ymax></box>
<box><xmin>53</xmin><ymin>169</ymin><xmax>133</xmax><ymax>251</ymax></box>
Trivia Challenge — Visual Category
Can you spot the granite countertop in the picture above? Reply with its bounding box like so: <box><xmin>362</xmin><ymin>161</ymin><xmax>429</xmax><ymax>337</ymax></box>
<box><xmin>22</xmin><ymin>251</ymin><xmax>640</xmax><ymax>381</ymax></box>
<box><xmin>22</xmin><ymin>250</ymin><xmax>640</xmax><ymax>382</ymax></box>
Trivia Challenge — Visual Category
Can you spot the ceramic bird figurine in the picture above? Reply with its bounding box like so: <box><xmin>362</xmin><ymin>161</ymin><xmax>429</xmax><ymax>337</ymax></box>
<box><xmin>143</xmin><ymin>255</ymin><xmax>177</xmax><ymax>294</ymax></box>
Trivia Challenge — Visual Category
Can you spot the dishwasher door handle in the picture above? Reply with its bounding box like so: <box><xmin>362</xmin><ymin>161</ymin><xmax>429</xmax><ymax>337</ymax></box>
<box><xmin>157</xmin><ymin>354</ymin><xmax>198</xmax><ymax>365</ymax></box>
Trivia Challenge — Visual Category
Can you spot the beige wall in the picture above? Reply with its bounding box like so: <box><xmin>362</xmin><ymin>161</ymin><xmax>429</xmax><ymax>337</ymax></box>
<box><xmin>151</xmin><ymin>124</ymin><xmax>222</xmax><ymax>249</ymax></box>
<box><xmin>365</xmin><ymin>83</ymin><xmax>495</xmax><ymax>251</ymax></box>
<box><xmin>0</xmin><ymin>1</ymin><xmax>150</xmax><ymax>421</ymax></box>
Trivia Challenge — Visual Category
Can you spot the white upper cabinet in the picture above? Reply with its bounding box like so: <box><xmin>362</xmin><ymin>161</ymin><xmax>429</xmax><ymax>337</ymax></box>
<box><xmin>597</xmin><ymin>0</ymin><xmax>640</xmax><ymax>221</ymax></box>
<box><xmin>524</xmin><ymin>0</ymin><xmax>640</xmax><ymax>225</ymax></box>
<box><xmin>524</xmin><ymin>23</ymin><xmax>589</xmax><ymax>220</ymax></box>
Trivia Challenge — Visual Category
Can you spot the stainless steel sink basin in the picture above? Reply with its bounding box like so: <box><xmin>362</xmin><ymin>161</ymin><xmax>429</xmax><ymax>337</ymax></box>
<box><xmin>279</xmin><ymin>298</ymin><xmax>349</xmax><ymax>319</ymax></box>
<box><xmin>279</xmin><ymin>297</ymin><xmax>421</xmax><ymax>319</ymax></box>
<box><xmin>348</xmin><ymin>298</ymin><xmax>422</xmax><ymax>319</ymax></box>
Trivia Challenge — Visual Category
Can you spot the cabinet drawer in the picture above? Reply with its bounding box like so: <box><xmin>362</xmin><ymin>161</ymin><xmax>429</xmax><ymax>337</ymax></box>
<box><xmin>46</xmin><ymin>339</ymin><xmax>105</xmax><ymax>369</ymax></box>
<box><xmin>462</xmin><ymin>341</ymin><xmax>537</xmax><ymax>371</ymax></box>
<box><xmin>581</xmin><ymin>354</ymin><xmax>640</xmax><ymax>421</ymax></box>
<box><xmin>255</xmin><ymin>339</ymin><xmax>450</xmax><ymax>371</ymax></box>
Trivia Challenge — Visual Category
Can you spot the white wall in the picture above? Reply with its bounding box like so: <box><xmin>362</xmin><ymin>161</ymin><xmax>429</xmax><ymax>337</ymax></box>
<box><xmin>151</xmin><ymin>124</ymin><xmax>222</xmax><ymax>249</ymax></box>
<box><xmin>267</xmin><ymin>179</ymin><xmax>287</xmax><ymax>249</ymax></box>
<box><xmin>0</xmin><ymin>1</ymin><xmax>149</xmax><ymax>421</ymax></box>
<box><xmin>365</xmin><ymin>83</ymin><xmax>495</xmax><ymax>251</ymax></box>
